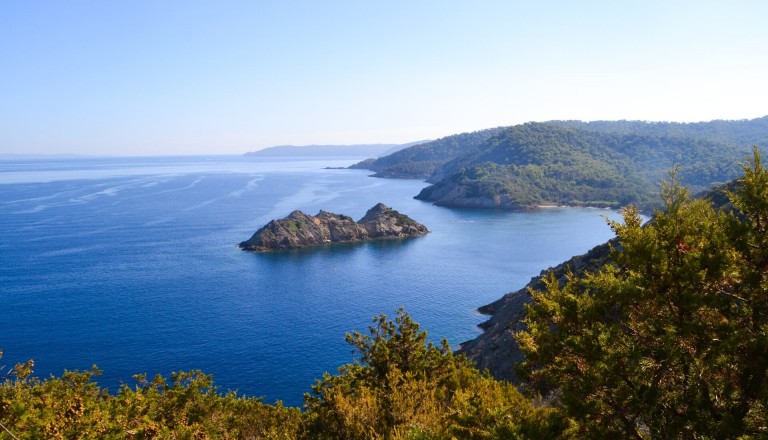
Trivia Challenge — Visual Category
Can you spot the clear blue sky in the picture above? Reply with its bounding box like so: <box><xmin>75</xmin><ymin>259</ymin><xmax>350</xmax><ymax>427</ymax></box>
<box><xmin>1</xmin><ymin>1</ymin><xmax>766</xmax><ymax>156</ymax></box>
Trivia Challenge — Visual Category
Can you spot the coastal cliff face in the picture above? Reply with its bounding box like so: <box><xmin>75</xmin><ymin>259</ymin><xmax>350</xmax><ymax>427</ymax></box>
<box><xmin>414</xmin><ymin>179</ymin><xmax>538</xmax><ymax>210</ymax></box>
<box><xmin>238</xmin><ymin>203</ymin><xmax>429</xmax><ymax>252</ymax></box>
<box><xmin>457</xmin><ymin>240</ymin><xmax>614</xmax><ymax>383</ymax></box>
<box><xmin>457</xmin><ymin>184</ymin><xmax>732</xmax><ymax>383</ymax></box>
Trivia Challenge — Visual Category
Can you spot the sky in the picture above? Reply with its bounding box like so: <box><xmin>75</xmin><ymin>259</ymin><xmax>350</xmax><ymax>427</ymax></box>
<box><xmin>1</xmin><ymin>1</ymin><xmax>767</xmax><ymax>156</ymax></box>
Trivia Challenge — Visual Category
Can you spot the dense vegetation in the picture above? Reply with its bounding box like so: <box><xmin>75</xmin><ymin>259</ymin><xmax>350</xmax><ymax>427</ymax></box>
<box><xmin>0</xmin><ymin>359</ymin><xmax>302</xmax><ymax>439</ymax></box>
<box><xmin>350</xmin><ymin>128</ymin><xmax>505</xmax><ymax>179</ymax></box>
<box><xmin>2</xmin><ymin>150</ymin><xmax>766</xmax><ymax>438</ymax></box>
<box><xmin>550</xmin><ymin>116</ymin><xmax>768</xmax><ymax>150</ymax></box>
<box><xmin>355</xmin><ymin>118</ymin><xmax>766</xmax><ymax>210</ymax></box>
<box><xmin>517</xmin><ymin>148</ymin><xmax>768</xmax><ymax>438</ymax></box>
<box><xmin>0</xmin><ymin>311</ymin><xmax>565</xmax><ymax>439</ymax></box>
<box><xmin>417</xmin><ymin>123</ymin><xmax>748</xmax><ymax>210</ymax></box>
<box><xmin>414</xmin><ymin>160</ymin><xmax>649</xmax><ymax>210</ymax></box>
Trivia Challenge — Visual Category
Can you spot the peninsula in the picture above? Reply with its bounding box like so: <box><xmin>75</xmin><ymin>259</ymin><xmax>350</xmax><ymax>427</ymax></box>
<box><xmin>350</xmin><ymin>117</ymin><xmax>768</xmax><ymax>211</ymax></box>
<box><xmin>239</xmin><ymin>203</ymin><xmax>429</xmax><ymax>252</ymax></box>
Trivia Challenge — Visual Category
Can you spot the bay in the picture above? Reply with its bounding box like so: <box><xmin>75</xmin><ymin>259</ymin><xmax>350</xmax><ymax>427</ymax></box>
<box><xmin>0</xmin><ymin>155</ymin><xmax>623</xmax><ymax>406</ymax></box>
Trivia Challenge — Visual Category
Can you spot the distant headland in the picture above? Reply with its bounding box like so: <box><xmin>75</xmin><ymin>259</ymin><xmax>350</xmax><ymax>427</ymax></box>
<box><xmin>243</xmin><ymin>141</ymin><xmax>428</xmax><ymax>159</ymax></box>
<box><xmin>349</xmin><ymin>117</ymin><xmax>768</xmax><ymax>211</ymax></box>
<box><xmin>238</xmin><ymin>203</ymin><xmax>429</xmax><ymax>252</ymax></box>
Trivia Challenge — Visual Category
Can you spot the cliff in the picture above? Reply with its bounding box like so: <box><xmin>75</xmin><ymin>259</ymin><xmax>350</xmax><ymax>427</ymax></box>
<box><xmin>457</xmin><ymin>182</ymin><xmax>735</xmax><ymax>383</ymax></box>
<box><xmin>457</xmin><ymin>240</ymin><xmax>615</xmax><ymax>383</ymax></box>
<box><xmin>414</xmin><ymin>168</ymin><xmax>541</xmax><ymax>210</ymax></box>
<box><xmin>238</xmin><ymin>203</ymin><xmax>429</xmax><ymax>252</ymax></box>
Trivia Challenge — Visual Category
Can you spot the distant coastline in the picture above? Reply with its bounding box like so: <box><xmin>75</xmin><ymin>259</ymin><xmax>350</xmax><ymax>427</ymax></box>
<box><xmin>244</xmin><ymin>141</ymin><xmax>429</xmax><ymax>159</ymax></box>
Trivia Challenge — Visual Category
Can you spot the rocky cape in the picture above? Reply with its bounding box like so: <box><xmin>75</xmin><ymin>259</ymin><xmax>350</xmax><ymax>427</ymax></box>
<box><xmin>414</xmin><ymin>179</ymin><xmax>540</xmax><ymax>210</ymax></box>
<box><xmin>350</xmin><ymin>118</ymin><xmax>768</xmax><ymax>211</ymax></box>
<box><xmin>238</xmin><ymin>203</ymin><xmax>429</xmax><ymax>252</ymax></box>
<box><xmin>456</xmin><ymin>182</ymin><xmax>735</xmax><ymax>384</ymax></box>
<box><xmin>456</xmin><ymin>241</ymin><xmax>614</xmax><ymax>383</ymax></box>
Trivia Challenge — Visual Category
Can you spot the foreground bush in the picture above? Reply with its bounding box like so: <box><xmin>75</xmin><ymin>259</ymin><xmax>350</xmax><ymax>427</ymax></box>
<box><xmin>0</xmin><ymin>311</ymin><xmax>564</xmax><ymax>440</ymax></box>
<box><xmin>302</xmin><ymin>309</ymin><xmax>566</xmax><ymax>439</ymax></box>
<box><xmin>0</xmin><ymin>356</ymin><xmax>300</xmax><ymax>439</ymax></box>
<box><xmin>517</xmin><ymin>148</ymin><xmax>768</xmax><ymax>438</ymax></box>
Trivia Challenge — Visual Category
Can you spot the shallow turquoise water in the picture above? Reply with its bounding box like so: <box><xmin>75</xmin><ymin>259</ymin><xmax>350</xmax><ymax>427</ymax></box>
<box><xmin>0</xmin><ymin>155</ymin><xmax>623</xmax><ymax>405</ymax></box>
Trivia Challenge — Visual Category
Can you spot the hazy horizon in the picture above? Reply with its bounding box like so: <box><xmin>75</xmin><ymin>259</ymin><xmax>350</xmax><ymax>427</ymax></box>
<box><xmin>2</xmin><ymin>1</ymin><xmax>766</xmax><ymax>156</ymax></box>
<box><xmin>3</xmin><ymin>115</ymin><xmax>768</xmax><ymax>159</ymax></box>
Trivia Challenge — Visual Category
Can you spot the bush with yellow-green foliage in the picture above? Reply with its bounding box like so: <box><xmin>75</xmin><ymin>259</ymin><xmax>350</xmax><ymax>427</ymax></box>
<box><xmin>0</xmin><ymin>310</ymin><xmax>566</xmax><ymax>439</ymax></box>
<box><xmin>0</xmin><ymin>352</ymin><xmax>300</xmax><ymax>439</ymax></box>
<box><xmin>516</xmin><ymin>148</ymin><xmax>768</xmax><ymax>438</ymax></box>
<box><xmin>1</xmin><ymin>312</ymin><xmax>554</xmax><ymax>440</ymax></box>
<box><xmin>302</xmin><ymin>309</ymin><xmax>566</xmax><ymax>439</ymax></box>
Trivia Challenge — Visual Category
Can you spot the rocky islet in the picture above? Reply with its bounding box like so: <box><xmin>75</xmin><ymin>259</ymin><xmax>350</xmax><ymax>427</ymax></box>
<box><xmin>239</xmin><ymin>203</ymin><xmax>429</xmax><ymax>252</ymax></box>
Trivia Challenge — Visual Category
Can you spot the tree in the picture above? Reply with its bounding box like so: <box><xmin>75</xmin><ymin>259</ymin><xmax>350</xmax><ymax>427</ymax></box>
<box><xmin>303</xmin><ymin>308</ymin><xmax>565</xmax><ymax>440</ymax></box>
<box><xmin>0</xmin><ymin>350</ymin><xmax>300</xmax><ymax>439</ymax></box>
<box><xmin>516</xmin><ymin>147</ymin><xmax>768</xmax><ymax>438</ymax></box>
<box><xmin>2</xmin><ymin>310</ymin><xmax>564</xmax><ymax>440</ymax></box>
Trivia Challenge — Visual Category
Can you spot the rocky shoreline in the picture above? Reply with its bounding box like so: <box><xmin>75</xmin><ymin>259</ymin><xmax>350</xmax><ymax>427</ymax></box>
<box><xmin>414</xmin><ymin>183</ymin><xmax>539</xmax><ymax>210</ymax></box>
<box><xmin>456</xmin><ymin>240</ymin><xmax>615</xmax><ymax>383</ymax></box>
<box><xmin>239</xmin><ymin>203</ymin><xmax>429</xmax><ymax>252</ymax></box>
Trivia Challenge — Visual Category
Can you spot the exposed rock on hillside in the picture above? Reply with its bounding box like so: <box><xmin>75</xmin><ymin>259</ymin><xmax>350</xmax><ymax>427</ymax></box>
<box><xmin>238</xmin><ymin>203</ymin><xmax>429</xmax><ymax>252</ymax></box>
<box><xmin>414</xmin><ymin>174</ymin><xmax>540</xmax><ymax>210</ymax></box>
<box><xmin>457</xmin><ymin>240</ymin><xmax>615</xmax><ymax>383</ymax></box>
<box><xmin>457</xmin><ymin>181</ymin><xmax>735</xmax><ymax>383</ymax></box>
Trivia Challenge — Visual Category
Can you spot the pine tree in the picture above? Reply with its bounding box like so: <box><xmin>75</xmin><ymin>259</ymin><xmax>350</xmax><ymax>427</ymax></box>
<box><xmin>516</xmin><ymin>147</ymin><xmax>768</xmax><ymax>438</ymax></box>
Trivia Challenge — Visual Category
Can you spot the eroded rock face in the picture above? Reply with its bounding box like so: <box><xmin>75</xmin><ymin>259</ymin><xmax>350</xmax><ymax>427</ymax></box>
<box><xmin>456</xmin><ymin>240</ymin><xmax>615</xmax><ymax>383</ymax></box>
<box><xmin>238</xmin><ymin>203</ymin><xmax>429</xmax><ymax>252</ymax></box>
<box><xmin>414</xmin><ymin>181</ymin><xmax>536</xmax><ymax>210</ymax></box>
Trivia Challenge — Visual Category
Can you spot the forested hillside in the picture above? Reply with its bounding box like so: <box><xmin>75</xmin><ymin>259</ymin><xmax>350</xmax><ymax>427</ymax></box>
<box><xmin>349</xmin><ymin>127</ymin><xmax>504</xmax><ymax>178</ymax></box>
<box><xmin>515</xmin><ymin>148</ymin><xmax>768</xmax><ymax>437</ymax></box>
<box><xmin>549</xmin><ymin>116</ymin><xmax>768</xmax><ymax>149</ymax></box>
<box><xmin>354</xmin><ymin>117</ymin><xmax>766</xmax><ymax>211</ymax></box>
<box><xmin>417</xmin><ymin>122</ymin><xmax>744</xmax><ymax>210</ymax></box>
<box><xmin>458</xmin><ymin>176</ymin><xmax>741</xmax><ymax>384</ymax></box>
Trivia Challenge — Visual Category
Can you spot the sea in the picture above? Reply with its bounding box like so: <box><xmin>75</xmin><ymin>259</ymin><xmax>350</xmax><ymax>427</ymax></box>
<box><xmin>0</xmin><ymin>155</ymin><xmax>624</xmax><ymax>406</ymax></box>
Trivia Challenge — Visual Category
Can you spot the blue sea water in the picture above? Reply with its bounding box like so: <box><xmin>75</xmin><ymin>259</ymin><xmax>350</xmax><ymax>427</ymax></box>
<box><xmin>0</xmin><ymin>155</ymin><xmax>624</xmax><ymax>406</ymax></box>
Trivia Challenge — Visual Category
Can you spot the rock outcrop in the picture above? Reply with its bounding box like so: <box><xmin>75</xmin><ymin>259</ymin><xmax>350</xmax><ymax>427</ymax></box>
<box><xmin>456</xmin><ymin>240</ymin><xmax>615</xmax><ymax>383</ymax></box>
<box><xmin>239</xmin><ymin>203</ymin><xmax>429</xmax><ymax>252</ymax></box>
<box><xmin>456</xmin><ymin>182</ymin><xmax>741</xmax><ymax>384</ymax></box>
<box><xmin>414</xmin><ymin>180</ymin><xmax>539</xmax><ymax>210</ymax></box>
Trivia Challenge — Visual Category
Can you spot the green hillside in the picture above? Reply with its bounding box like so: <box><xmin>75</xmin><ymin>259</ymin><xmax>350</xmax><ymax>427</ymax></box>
<box><xmin>349</xmin><ymin>127</ymin><xmax>504</xmax><ymax>179</ymax></box>
<box><xmin>549</xmin><ymin>116</ymin><xmax>768</xmax><ymax>148</ymax></box>
<box><xmin>416</xmin><ymin>123</ymin><xmax>742</xmax><ymax>210</ymax></box>
<box><xmin>353</xmin><ymin>117</ymin><xmax>765</xmax><ymax>211</ymax></box>
<box><xmin>515</xmin><ymin>149</ymin><xmax>768</xmax><ymax>437</ymax></box>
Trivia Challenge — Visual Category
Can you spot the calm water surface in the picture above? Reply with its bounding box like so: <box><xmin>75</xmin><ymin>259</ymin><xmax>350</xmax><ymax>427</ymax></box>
<box><xmin>0</xmin><ymin>156</ymin><xmax>623</xmax><ymax>405</ymax></box>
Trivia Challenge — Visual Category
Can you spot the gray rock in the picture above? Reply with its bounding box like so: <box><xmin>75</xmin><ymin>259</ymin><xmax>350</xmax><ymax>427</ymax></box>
<box><xmin>239</xmin><ymin>203</ymin><xmax>429</xmax><ymax>252</ymax></box>
<box><xmin>457</xmin><ymin>240</ymin><xmax>615</xmax><ymax>383</ymax></box>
